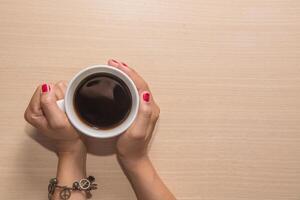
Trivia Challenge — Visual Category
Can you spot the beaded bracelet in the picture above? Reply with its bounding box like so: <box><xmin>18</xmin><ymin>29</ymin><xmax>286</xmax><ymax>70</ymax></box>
<box><xmin>48</xmin><ymin>176</ymin><xmax>97</xmax><ymax>200</ymax></box>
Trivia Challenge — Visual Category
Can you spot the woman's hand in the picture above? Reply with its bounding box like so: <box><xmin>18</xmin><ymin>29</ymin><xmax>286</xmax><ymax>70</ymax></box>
<box><xmin>107</xmin><ymin>59</ymin><xmax>176</xmax><ymax>200</ymax></box>
<box><xmin>24</xmin><ymin>81</ymin><xmax>87</xmax><ymax>199</ymax></box>
<box><xmin>107</xmin><ymin>59</ymin><xmax>160</xmax><ymax>165</ymax></box>
<box><xmin>24</xmin><ymin>81</ymin><xmax>86</xmax><ymax>155</ymax></box>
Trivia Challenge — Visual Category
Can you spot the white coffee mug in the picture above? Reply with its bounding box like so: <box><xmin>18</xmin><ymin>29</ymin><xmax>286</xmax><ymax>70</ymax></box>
<box><xmin>56</xmin><ymin>65</ymin><xmax>139</xmax><ymax>138</ymax></box>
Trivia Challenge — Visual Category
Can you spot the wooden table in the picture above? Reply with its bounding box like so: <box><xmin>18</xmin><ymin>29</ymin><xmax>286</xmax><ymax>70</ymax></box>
<box><xmin>1</xmin><ymin>1</ymin><xmax>300</xmax><ymax>199</ymax></box>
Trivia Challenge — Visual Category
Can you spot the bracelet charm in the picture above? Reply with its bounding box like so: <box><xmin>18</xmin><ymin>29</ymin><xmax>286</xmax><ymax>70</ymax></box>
<box><xmin>60</xmin><ymin>187</ymin><xmax>71</xmax><ymax>200</ymax></box>
<box><xmin>48</xmin><ymin>176</ymin><xmax>97</xmax><ymax>200</ymax></box>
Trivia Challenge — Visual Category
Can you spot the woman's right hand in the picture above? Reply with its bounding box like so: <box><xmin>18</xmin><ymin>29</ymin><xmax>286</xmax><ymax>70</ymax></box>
<box><xmin>24</xmin><ymin>81</ymin><xmax>86</xmax><ymax>155</ymax></box>
<box><xmin>107</xmin><ymin>59</ymin><xmax>160</xmax><ymax>165</ymax></box>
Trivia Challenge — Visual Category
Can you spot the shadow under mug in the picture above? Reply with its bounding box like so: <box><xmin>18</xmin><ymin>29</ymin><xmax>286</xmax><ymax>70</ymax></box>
<box><xmin>56</xmin><ymin>65</ymin><xmax>139</xmax><ymax>138</ymax></box>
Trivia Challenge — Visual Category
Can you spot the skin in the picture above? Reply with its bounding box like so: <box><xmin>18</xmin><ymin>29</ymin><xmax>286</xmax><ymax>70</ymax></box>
<box><xmin>24</xmin><ymin>59</ymin><xmax>176</xmax><ymax>200</ymax></box>
<box><xmin>24</xmin><ymin>81</ymin><xmax>87</xmax><ymax>199</ymax></box>
<box><xmin>108</xmin><ymin>59</ymin><xmax>176</xmax><ymax>200</ymax></box>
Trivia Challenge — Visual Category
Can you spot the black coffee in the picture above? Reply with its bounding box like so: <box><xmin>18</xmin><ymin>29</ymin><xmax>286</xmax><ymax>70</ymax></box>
<box><xmin>74</xmin><ymin>73</ymin><xmax>132</xmax><ymax>130</ymax></box>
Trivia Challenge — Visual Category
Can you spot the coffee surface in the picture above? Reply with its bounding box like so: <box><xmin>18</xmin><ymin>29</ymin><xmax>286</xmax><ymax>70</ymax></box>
<box><xmin>74</xmin><ymin>73</ymin><xmax>132</xmax><ymax>129</ymax></box>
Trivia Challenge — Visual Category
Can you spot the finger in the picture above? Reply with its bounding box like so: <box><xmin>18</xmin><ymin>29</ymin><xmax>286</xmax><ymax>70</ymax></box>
<box><xmin>107</xmin><ymin>58</ymin><xmax>122</xmax><ymax>68</ymax></box>
<box><xmin>129</xmin><ymin>91</ymin><xmax>153</xmax><ymax>139</ymax></box>
<box><xmin>54</xmin><ymin>81</ymin><xmax>67</xmax><ymax>99</ymax></box>
<box><xmin>28</xmin><ymin>85</ymin><xmax>43</xmax><ymax>114</ymax></box>
<box><xmin>40</xmin><ymin>83</ymin><xmax>68</xmax><ymax>129</ymax></box>
<box><xmin>107</xmin><ymin>59</ymin><xmax>158</xmax><ymax>104</ymax></box>
<box><xmin>152</xmin><ymin>103</ymin><xmax>160</xmax><ymax>119</ymax></box>
<box><xmin>56</xmin><ymin>80</ymin><xmax>67</xmax><ymax>94</ymax></box>
<box><xmin>24</xmin><ymin>106</ymin><xmax>48</xmax><ymax>129</ymax></box>
<box><xmin>54</xmin><ymin>85</ymin><xmax>64</xmax><ymax>100</ymax></box>
<box><xmin>147</xmin><ymin>106</ymin><xmax>160</xmax><ymax>138</ymax></box>
<box><xmin>107</xmin><ymin>59</ymin><xmax>149</xmax><ymax>92</ymax></box>
<box><xmin>24</xmin><ymin>85</ymin><xmax>48</xmax><ymax>128</ymax></box>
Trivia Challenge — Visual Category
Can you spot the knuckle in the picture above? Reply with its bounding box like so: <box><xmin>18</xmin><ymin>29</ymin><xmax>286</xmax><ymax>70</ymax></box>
<box><xmin>24</xmin><ymin>110</ymin><xmax>31</xmax><ymax>122</ymax></box>
<box><xmin>156</xmin><ymin>110</ymin><xmax>160</xmax><ymax>118</ymax></box>
<box><xmin>56</xmin><ymin>80</ymin><xmax>67</xmax><ymax>88</ymax></box>
<box><xmin>129</xmin><ymin>131</ymin><xmax>146</xmax><ymax>140</ymax></box>
<box><xmin>140</xmin><ymin>106</ymin><xmax>153</xmax><ymax>117</ymax></box>
<box><xmin>151</xmin><ymin>112</ymin><xmax>160</xmax><ymax>122</ymax></box>
<box><xmin>49</xmin><ymin>120</ymin><xmax>67</xmax><ymax>130</ymax></box>
<box><xmin>24</xmin><ymin>111</ymin><xmax>36</xmax><ymax>125</ymax></box>
<box><xmin>156</xmin><ymin>105</ymin><xmax>161</xmax><ymax>115</ymax></box>
<box><xmin>154</xmin><ymin>112</ymin><xmax>160</xmax><ymax>120</ymax></box>
<box><xmin>150</xmin><ymin>106</ymin><xmax>160</xmax><ymax>122</ymax></box>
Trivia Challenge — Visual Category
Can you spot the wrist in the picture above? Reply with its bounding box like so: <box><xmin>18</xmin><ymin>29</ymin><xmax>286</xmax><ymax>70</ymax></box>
<box><xmin>57</xmin><ymin>149</ymin><xmax>86</xmax><ymax>159</ymax></box>
<box><xmin>118</xmin><ymin>155</ymin><xmax>157</xmax><ymax>191</ymax></box>
<box><xmin>118</xmin><ymin>155</ymin><xmax>151</xmax><ymax>171</ymax></box>
<box><xmin>56</xmin><ymin>139</ymin><xmax>87</xmax><ymax>158</ymax></box>
<box><xmin>56</xmin><ymin>152</ymin><xmax>87</xmax><ymax>186</ymax></box>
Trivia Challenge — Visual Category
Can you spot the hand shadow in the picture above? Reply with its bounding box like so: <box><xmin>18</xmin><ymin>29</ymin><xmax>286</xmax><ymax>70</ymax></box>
<box><xmin>85</xmin><ymin>136</ymin><xmax>117</xmax><ymax>156</ymax></box>
<box><xmin>25</xmin><ymin>124</ymin><xmax>117</xmax><ymax>156</ymax></box>
<box><xmin>25</xmin><ymin>118</ymin><xmax>160</xmax><ymax>156</ymax></box>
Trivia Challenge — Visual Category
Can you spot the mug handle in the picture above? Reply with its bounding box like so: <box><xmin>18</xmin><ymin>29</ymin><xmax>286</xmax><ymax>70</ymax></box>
<box><xmin>56</xmin><ymin>99</ymin><xmax>65</xmax><ymax>112</ymax></box>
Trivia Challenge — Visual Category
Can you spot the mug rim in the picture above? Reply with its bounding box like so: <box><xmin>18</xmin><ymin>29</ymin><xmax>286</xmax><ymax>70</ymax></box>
<box><xmin>64</xmin><ymin>64</ymin><xmax>139</xmax><ymax>138</ymax></box>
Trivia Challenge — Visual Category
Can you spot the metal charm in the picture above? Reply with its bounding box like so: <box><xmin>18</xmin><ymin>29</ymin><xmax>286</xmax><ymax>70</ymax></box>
<box><xmin>86</xmin><ymin>190</ymin><xmax>92</xmax><ymax>199</ymax></box>
<box><xmin>90</xmin><ymin>183</ymin><xmax>98</xmax><ymax>190</ymax></box>
<box><xmin>79</xmin><ymin>179</ymin><xmax>91</xmax><ymax>190</ymax></box>
<box><xmin>60</xmin><ymin>187</ymin><xmax>71</xmax><ymax>200</ymax></box>
<box><xmin>50</xmin><ymin>178</ymin><xmax>57</xmax><ymax>184</ymax></box>
<box><xmin>48</xmin><ymin>192</ymin><xmax>53</xmax><ymax>200</ymax></box>
<box><xmin>72</xmin><ymin>181</ymin><xmax>80</xmax><ymax>190</ymax></box>
<box><xmin>48</xmin><ymin>183</ymin><xmax>55</xmax><ymax>194</ymax></box>
<box><xmin>87</xmin><ymin>176</ymin><xmax>95</xmax><ymax>183</ymax></box>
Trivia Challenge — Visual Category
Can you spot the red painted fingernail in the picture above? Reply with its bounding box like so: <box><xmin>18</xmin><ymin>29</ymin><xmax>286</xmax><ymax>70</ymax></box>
<box><xmin>41</xmin><ymin>84</ymin><xmax>50</xmax><ymax>93</ymax></box>
<box><xmin>143</xmin><ymin>92</ymin><xmax>150</xmax><ymax>102</ymax></box>
<box><xmin>111</xmin><ymin>59</ymin><xmax>118</xmax><ymax>63</ymax></box>
<box><xmin>121</xmin><ymin>62</ymin><xmax>128</xmax><ymax>67</ymax></box>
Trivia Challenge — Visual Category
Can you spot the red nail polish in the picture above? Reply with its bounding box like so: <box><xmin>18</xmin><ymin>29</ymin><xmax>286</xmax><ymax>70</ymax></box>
<box><xmin>41</xmin><ymin>84</ymin><xmax>49</xmax><ymax>93</ymax></box>
<box><xmin>112</xmin><ymin>59</ymin><xmax>118</xmax><ymax>63</ymax></box>
<box><xmin>121</xmin><ymin>62</ymin><xmax>128</xmax><ymax>67</ymax></box>
<box><xmin>143</xmin><ymin>92</ymin><xmax>150</xmax><ymax>102</ymax></box>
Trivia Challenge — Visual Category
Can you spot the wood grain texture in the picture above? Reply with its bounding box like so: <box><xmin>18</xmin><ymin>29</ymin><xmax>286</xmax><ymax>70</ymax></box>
<box><xmin>1</xmin><ymin>0</ymin><xmax>300</xmax><ymax>199</ymax></box>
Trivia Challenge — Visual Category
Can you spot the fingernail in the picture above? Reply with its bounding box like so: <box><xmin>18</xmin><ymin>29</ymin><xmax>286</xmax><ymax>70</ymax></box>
<box><xmin>121</xmin><ymin>62</ymin><xmax>128</xmax><ymax>67</ymax></box>
<box><xmin>41</xmin><ymin>84</ymin><xmax>50</xmax><ymax>93</ymax></box>
<box><xmin>111</xmin><ymin>59</ymin><xmax>118</xmax><ymax>64</ymax></box>
<box><xmin>143</xmin><ymin>92</ymin><xmax>150</xmax><ymax>102</ymax></box>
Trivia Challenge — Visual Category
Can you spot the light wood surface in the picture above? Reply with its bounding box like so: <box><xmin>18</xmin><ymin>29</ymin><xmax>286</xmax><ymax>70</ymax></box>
<box><xmin>1</xmin><ymin>0</ymin><xmax>300</xmax><ymax>199</ymax></box>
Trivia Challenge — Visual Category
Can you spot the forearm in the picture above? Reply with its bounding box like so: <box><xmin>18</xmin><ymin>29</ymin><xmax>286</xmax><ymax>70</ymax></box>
<box><xmin>119</xmin><ymin>156</ymin><xmax>176</xmax><ymax>200</ymax></box>
<box><xmin>52</xmin><ymin>152</ymin><xmax>87</xmax><ymax>200</ymax></box>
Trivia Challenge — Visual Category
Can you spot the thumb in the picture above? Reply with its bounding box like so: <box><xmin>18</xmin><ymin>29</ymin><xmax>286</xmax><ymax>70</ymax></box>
<box><xmin>130</xmin><ymin>91</ymin><xmax>153</xmax><ymax>139</ymax></box>
<box><xmin>40</xmin><ymin>83</ymin><xmax>68</xmax><ymax>129</ymax></box>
